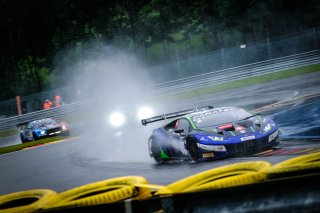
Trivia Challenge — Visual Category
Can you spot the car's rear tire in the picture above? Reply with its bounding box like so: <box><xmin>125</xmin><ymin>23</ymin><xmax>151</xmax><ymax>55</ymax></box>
<box><xmin>20</xmin><ymin>135</ymin><xmax>26</xmax><ymax>143</ymax></box>
<box><xmin>188</xmin><ymin>139</ymin><xmax>200</xmax><ymax>163</ymax></box>
<box><xmin>150</xmin><ymin>140</ymin><xmax>163</xmax><ymax>164</ymax></box>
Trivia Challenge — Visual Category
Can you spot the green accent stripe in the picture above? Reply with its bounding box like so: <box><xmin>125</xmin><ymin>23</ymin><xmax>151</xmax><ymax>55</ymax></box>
<box><xmin>160</xmin><ymin>147</ymin><xmax>169</xmax><ymax>158</ymax></box>
<box><xmin>185</xmin><ymin>116</ymin><xmax>197</xmax><ymax>129</ymax></box>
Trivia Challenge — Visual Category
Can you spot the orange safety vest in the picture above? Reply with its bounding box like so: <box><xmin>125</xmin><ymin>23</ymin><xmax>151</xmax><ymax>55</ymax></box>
<box><xmin>43</xmin><ymin>101</ymin><xmax>53</xmax><ymax>109</ymax></box>
<box><xmin>55</xmin><ymin>96</ymin><xmax>61</xmax><ymax>107</ymax></box>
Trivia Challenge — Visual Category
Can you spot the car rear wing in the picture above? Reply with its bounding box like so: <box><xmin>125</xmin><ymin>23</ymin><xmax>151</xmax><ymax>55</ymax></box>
<box><xmin>16</xmin><ymin>121</ymin><xmax>30</xmax><ymax>127</ymax></box>
<box><xmin>16</xmin><ymin>121</ymin><xmax>30</xmax><ymax>129</ymax></box>
<box><xmin>141</xmin><ymin>106</ymin><xmax>214</xmax><ymax>126</ymax></box>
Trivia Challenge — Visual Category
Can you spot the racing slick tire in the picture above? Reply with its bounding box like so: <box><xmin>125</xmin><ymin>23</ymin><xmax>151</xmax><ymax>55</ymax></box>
<box><xmin>265</xmin><ymin>151</ymin><xmax>320</xmax><ymax>179</ymax></box>
<box><xmin>187</xmin><ymin>138</ymin><xmax>200</xmax><ymax>163</ymax></box>
<box><xmin>0</xmin><ymin>189</ymin><xmax>58</xmax><ymax>213</ymax></box>
<box><xmin>43</xmin><ymin>176</ymin><xmax>151</xmax><ymax>209</ymax></box>
<box><xmin>32</xmin><ymin>133</ymin><xmax>38</xmax><ymax>141</ymax></box>
<box><xmin>155</xmin><ymin>161</ymin><xmax>271</xmax><ymax>195</ymax></box>
<box><xmin>149</xmin><ymin>139</ymin><xmax>164</xmax><ymax>164</ymax></box>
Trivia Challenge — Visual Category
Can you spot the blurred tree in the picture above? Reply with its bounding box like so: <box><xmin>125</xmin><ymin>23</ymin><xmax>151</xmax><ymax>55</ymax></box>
<box><xmin>0</xmin><ymin>0</ymin><xmax>319</xmax><ymax>100</ymax></box>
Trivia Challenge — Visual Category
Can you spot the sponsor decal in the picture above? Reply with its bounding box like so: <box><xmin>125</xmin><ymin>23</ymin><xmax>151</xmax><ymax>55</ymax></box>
<box><xmin>192</xmin><ymin>108</ymin><xmax>233</xmax><ymax>120</ymax></box>
<box><xmin>240</xmin><ymin>135</ymin><xmax>255</xmax><ymax>141</ymax></box>
<box><xmin>199</xmin><ymin>136</ymin><xmax>209</xmax><ymax>142</ymax></box>
<box><xmin>202</xmin><ymin>152</ymin><xmax>214</xmax><ymax>158</ymax></box>
<box><xmin>208</xmin><ymin>136</ymin><xmax>224</xmax><ymax>141</ymax></box>
<box><xmin>268</xmin><ymin>130</ymin><xmax>279</xmax><ymax>142</ymax></box>
<box><xmin>263</xmin><ymin>123</ymin><xmax>272</xmax><ymax>132</ymax></box>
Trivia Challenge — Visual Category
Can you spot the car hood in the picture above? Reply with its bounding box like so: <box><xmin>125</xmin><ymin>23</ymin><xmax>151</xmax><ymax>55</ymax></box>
<box><xmin>196</xmin><ymin>118</ymin><xmax>262</xmax><ymax>137</ymax></box>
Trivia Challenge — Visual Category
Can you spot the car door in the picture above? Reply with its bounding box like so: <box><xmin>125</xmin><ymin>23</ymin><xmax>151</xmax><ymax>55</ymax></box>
<box><xmin>173</xmin><ymin>118</ymin><xmax>191</xmax><ymax>156</ymax></box>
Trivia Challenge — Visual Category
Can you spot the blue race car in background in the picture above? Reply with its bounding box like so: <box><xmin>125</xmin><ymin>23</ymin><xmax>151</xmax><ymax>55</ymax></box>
<box><xmin>18</xmin><ymin>118</ymin><xmax>70</xmax><ymax>143</ymax></box>
<box><xmin>142</xmin><ymin>106</ymin><xmax>280</xmax><ymax>163</ymax></box>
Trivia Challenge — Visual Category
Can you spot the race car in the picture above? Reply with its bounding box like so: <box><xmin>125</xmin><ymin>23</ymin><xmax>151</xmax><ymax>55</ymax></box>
<box><xmin>18</xmin><ymin>118</ymin><xmax>70</xmax><ymax>143</ymax></box>
<box><xmin>142</xmin><ymin>106</ymin><xmax>279</xmax><ymax>163</ymax></box>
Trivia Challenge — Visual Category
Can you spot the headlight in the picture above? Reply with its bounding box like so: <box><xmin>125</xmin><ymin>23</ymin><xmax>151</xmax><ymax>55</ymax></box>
<box><xmin>62</xmin><ymin>125</ymin><xmax>67</xmax><ymax>130</ymax></box>
<box><xmin>263</xmin><ymin>123</ymin><xmax>271</xmax><ymax>132</ymax></box>
<box><xmin>199</xmin><ymin>144</ymin><xmax>226</xmax><ymax>152</ymax></box>
<box><xmin>40</xmin><ymin>130</ymin><xmax>45</xmax><ymax>135</ymax></box>
<box><xmin>137</xmin><ymin>106</ymin><xmax>153</xmax><ymax>120</ymax></box>
<box><xmin>109</xmin><ymin>112</ymin><xmax>125</xmax><ymax>127</ymax></box>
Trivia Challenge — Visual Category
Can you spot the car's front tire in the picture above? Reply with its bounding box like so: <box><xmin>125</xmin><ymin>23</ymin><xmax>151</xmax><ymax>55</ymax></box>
<box><xmin>32</xmin><ymin>133</ymin><xmax>38</xmax><ymax>141</ymax></box>
<box><xmin>187</xmin><ymin>138</ymin><xmax>200</xmax><ymax>163</ymax></box>
<box><xmin>20</xmin><ymin>135</ymin><xmax>26</xmax><ymax>143</ymax></box>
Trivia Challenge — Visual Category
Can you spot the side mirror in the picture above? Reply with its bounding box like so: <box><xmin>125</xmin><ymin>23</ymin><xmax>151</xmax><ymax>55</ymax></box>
<box><xmin>174</xmin><ymin>129</ymin><xmax>185</xmax><ymax>135</ymax></box>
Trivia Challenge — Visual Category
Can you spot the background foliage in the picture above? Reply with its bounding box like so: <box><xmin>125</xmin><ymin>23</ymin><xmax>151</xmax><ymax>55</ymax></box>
<box><xmin>0</xmin><ymin>0</ymin><xmax>319</xmax><ymax>100</ymax></box>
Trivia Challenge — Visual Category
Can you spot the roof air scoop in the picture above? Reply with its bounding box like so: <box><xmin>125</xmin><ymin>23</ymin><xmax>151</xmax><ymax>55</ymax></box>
<box><xmin>218</xmin><ymin>123</ymin><xmax>235</xmax><ymax>131</ymax></box>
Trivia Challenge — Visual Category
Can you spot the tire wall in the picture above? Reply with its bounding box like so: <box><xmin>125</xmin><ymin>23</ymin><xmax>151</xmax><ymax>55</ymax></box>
<box><xmin>0</xmin><ymin>152</ymin><xmax>320</xmax><ymax>212</ymax></box>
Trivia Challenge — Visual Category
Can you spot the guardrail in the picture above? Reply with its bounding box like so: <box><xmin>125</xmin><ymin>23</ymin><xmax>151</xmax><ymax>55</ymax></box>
<box><xmin>149</xmin><ymin>50</ymin><xmax>320</xmax><ymax>95</ymax></box>
<box><xmin>0</xmin><ymin>100</ymin><xmax>93</xmax><ymax>132</ymax></box>
<box><xmin>0</xmin><ymin>50</ymin><xmax>319</xmax><ymax>132</ymax></box>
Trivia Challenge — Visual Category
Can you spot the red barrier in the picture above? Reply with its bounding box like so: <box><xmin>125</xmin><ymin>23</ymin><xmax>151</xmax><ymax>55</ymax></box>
<box><xmin>16</xmin><ymin>96</ymin><xmax>22</xmax><ymax>115</ymax></box>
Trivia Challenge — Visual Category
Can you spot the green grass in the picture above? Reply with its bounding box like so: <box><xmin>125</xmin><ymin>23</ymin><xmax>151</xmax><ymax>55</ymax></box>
<box><xmin>0</xmin><ymin>136</ymin><xmax>71</xmax><ymax>155</ymax></box>
<box><xmin>0</xmin><ymin>128</ymin><xmax>19</xmax><ymax>138</ymax></box>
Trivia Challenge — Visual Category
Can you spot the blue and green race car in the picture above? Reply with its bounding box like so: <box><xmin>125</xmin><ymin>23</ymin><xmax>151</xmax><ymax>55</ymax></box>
<box><xmin>142</xmin><ymin>106</ymin><xmax>279</xmax><ymax>163</ymax></box>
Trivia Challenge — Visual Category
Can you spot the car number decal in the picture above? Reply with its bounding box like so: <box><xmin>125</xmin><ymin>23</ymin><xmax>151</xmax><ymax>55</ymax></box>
<box><xmin>240</xmin><ymin>135</ymin><xmax>255</xmax><ymax>141</ymax></box>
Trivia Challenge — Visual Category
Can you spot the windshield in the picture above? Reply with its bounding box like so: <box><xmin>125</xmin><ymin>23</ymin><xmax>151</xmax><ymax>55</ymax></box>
<box><xmin>192</xmin><ymin>107</ymin><xmax>253</xmax><ymax>128</ymax></box>
<box><xmin>33</xmin><ymin>119</ymin><xmax>56</xmax><ymax>128</ymax></box>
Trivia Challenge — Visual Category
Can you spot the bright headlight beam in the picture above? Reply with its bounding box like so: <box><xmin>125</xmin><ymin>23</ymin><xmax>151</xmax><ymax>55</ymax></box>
<box><xmin>137</xmin><ymin>106</ymin><xmax>153</xmax><ymax>120</ymax></box>
<box><xmin>109</xmin><ymin>112</ymin><xmax>125</xmax><ymax>127</ymax></box>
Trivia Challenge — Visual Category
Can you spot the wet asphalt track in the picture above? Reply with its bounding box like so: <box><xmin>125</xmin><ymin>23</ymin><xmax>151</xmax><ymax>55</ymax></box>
<box><xmin>0</xmin><ymin>71</ymin><xmax>319</xmax><ymax>196</ymax></box>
